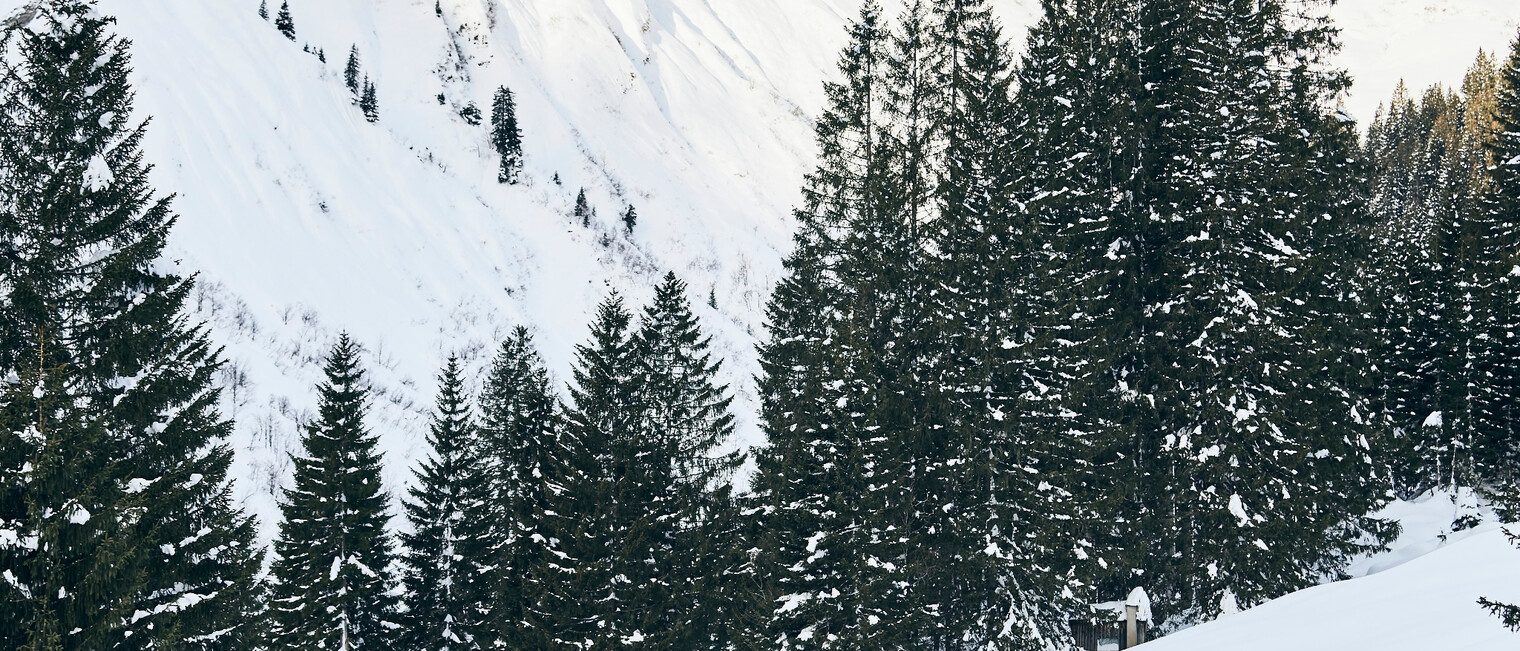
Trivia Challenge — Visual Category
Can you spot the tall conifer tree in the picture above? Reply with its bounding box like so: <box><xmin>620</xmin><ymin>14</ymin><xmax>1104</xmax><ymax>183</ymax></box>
<box><xmin>633</xmin><ymin>273</ymin><xmax>743</xmax><ymax>648</ymax></box>
<box><xmin>748</xmin><ymin>4</ymin><xmax>891</xmax><ymax>648</ymax></box>
<box><xmin>477</xmin><ymin>326</ymin><xmax>562</xmax><ymax>648</ymax></box>
<box><xmin>491</xmin><ymin>86</ymin><xmax>524</xmax><ymax>184</ymax></box>
<box><xmin>268</xmin><ymin>335</ymin><xmax>401</xmax><ymax>650</ymax></box>
<box><xmin>1474</xmin><ymin>29</ymin><xmax>1520</xmax><ymax>484</ymax></box>
<box><xmin>0</xmin><ymin>4</ymin><xmax>264</xmax><ymax>648</ymax></box>
<box><xmin>525</xmin><ymin>296</ymin><xmax>639</xmax><ymax>649</ymax></box>
<box><xmin>402</xmin><ymin>356</ymin><xmax>496</xmax><ymax>651</ymax></box>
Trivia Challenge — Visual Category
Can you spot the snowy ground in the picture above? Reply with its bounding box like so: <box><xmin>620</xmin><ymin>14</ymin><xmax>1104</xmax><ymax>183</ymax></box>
<box><xmin>2</xmin><ymin>2</ymin><xmax>1517</xmax><ymax>548</ymax></box>
<box><xmin>1145</xmin><ymin>491</ymin><xmax>1520</xmax><ymax>650</ymax></box>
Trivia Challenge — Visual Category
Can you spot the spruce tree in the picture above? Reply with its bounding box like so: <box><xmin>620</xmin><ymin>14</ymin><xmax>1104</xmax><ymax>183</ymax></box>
<box><xmin>491</xmin><ymin>86</ymin><xmax>524</xmax><ymax>184</ymax></box>
<box><xmin>275</xmin><ymin>1</ymin><xmax>295</xmax><ymax>41</ymax></box>
<box><xmin>477</xmin><ymin>327</ymin><xmax>562</xmax><ymax>648</ymax></box>
<box><xmin>361</xmin><ymin>78</ymin><xmax>379</xmax><ymax>123</ymax></box>
<box><xmin>1363</xmin><ymin>59</ymin><xmax>1505</xmax><ymax>497</ymax></box>
<box><xmin>1473</xmin><ymin>29</ymin><xmax>1520</xmax><ymax>485</ymax></box>
<box><xmin>526</xmin><ymin>295</ymin><xmax>639</xmax><ymax>649</ymax></box>
<box><xmin>747</xmin><ymin>4</ymin><xmax>894</xmax><ymax>648</ymax></box>
<box><xmin>344</xmin><ymin>46</ymin><xmax>362</xmax><ymax>98</ymax></box>
<box><xmin>622</xmin><ymin>204</ymin><xmax>637</xmax><ymax>233</ymax></box>
<box><xmin>921</xmin><ymin>3</ymin><xmax>1089</xmax><ymax>645</ymax></box>
<box><xmin>0</xmin><ymin>4</ymin><xmax>264</xmax><ymax>648</ymax></box>
<box><xmin>268</xmin><ymin>335</ymin><xmax>401</xmax><ymax>651</ymax></box>
<box><xmin>573</xmin><ymin>188</ymin><xmax>592</xmax><ymax>227</ymax></box>
<box><xmin>402</xmin><ymin>356</ymin><xmax>496</xmax><ymax>651</ymax></box>
<box><xmin>259</xmin><ymin>0</ymin><xmax>269</xmax><ymax>20</ymax></box>
<box><xmin>632</xmin><ymin>273</ymin><xmax>743</xmax><ymax>648</ymax></box>
<box><xmin>1476</xmin><ymin>28</ymin><xmax>1520</xmax><ymax>632</ymax></box>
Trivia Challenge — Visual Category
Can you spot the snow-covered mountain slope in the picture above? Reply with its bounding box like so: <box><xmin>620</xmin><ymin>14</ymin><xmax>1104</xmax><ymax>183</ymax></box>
<box><xmin>2</xmin><ymin>0</ymin><xmax>1513</xmax><ymax>540</ymax></box>
<box><xmin>1145</xmin><ymin>493</ymin><xmax>1520</xmax><ymax>651</ymax></box>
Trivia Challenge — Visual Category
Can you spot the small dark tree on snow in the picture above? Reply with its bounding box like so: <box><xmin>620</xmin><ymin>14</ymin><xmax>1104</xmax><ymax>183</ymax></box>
<box><xmin>491</xmin><ymin>86</ymin><xmax>524</xmax><ymax>184</ymax></box>
<box><xmin>344</xmin><ymin>45</ymin><xmax>362</xmax><ymax>98</ymax></box>
<box><xmin>275</xmin><ymin>0</ymin><xmax>295</xmax><ymax>40</ymax></box>
<box><xmin>459</xmin><ymin>101</ymin><xmax>482</xmax><ymax>126</ymax></box>
<box><xmin>622</xmin><ymin>204</ymin><xmax>637</xmax><ymax>233</ymax></box>
<box><xmin>316</xmin><ymin>47</ymin><xmax>325</xmax><ymax>63</ymax></box>
<box><xmin>361</xmin><ymin>77</ymin><xmax>379</xmax><ymax>122</ymax></box>
<box><xmin>574</xmin><ymin>188</ymin><xmax>593</xmax><ymax>227</ymax></box>
<box><xmin>259</xmin><ymin>0</ymin><xmax>269</xmax><ymax>20</ymax></box>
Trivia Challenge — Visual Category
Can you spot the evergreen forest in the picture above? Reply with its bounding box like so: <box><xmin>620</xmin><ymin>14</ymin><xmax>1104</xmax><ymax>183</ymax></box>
<box><xmin>2</xmin><ymin>0</ymin><xmax>1520</xmax><ymax>649</ymax></box>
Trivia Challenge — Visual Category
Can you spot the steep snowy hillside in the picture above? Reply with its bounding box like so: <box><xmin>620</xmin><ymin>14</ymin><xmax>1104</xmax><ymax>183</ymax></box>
<box><xmin>1145</xmin><ymin>494</ymin><xmax>1520</xmax><ymax>650</ymax></box>
<box><xmin>1</xmin><ymin>0</ymin><xmax>1512</xmax><ymax>541</ymax></box>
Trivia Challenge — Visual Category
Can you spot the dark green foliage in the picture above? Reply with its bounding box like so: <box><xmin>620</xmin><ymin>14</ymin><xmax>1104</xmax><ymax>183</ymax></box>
<box><xmin>361</xmin><ymin>78</ymin><xmax>379</xmax><ymax>123</ymax></box>
<box><xmin>268</xmin><ymin>335</ymin><xmax>401</xmax><ymax>651</ymax></box>
<box><xmin>747</xmin><ymin>5</ymin><xmax>889</xmax><ymax>647</ymax></box>
<box><xmin>460</xmin><ymin>102</ymin><xmax>482</xmax><ymax>126</ymax></box>
<box><xmin>631</xmin><ymin>273</ymin><xmax>744</xmax><ymax>648</ymax></box>
<box><xmin>491</xmin><ymin>86</ymin><xmax>524</xmax><ymax>184</ymax></box>
<box><xmin>259</xmin><ymin>0</ymin><xmax>269</xmax><ymax>20</ymax></box>
<box><xmin>402</xmin><ymin>356</ymin><xmax>496</xmax><ymax>650</ymax></box>
<box><xmin>574</xmin><ymin>188</ymin><xmax>592</xmax><ymax>227</ymax></box>
<box><xmin>1474</xmin><ymin>30</ymin><xmax>1520</xmax><ymax>485</ymax></box>
<box><xmin>622</xmin><ymin>204</ymin><xmax>637</xmax><ymax>233</ymax></box>
<box><xmin>344</xmin><ymin>45</ymin><xmax>361</xmax><ymax>97</ymax></box>
<box><xmin>477</xmin><ymin>326</ymin><xmax>561</xmax><ymax>648</ymax></box>
<box><xmin>0</xmin><ymin>4</ymin><xmax>264</xmax><ymax>648</ymax></box>
<box><xmin>1478</xmin><ymin>28</ymin><xmax>1520</xmax><ymax>632</ymax></box>
<box><xmin>275</xmin><ymin>1</ymin><xmax>295</xmax><ymax>41</ymax></box>
<box><xmin>525</xmin><ymin>296</ymin><xmax>638</xmax><ymax>648</ymax></box>
<box><xmin>1364</xmin><ymin>55</ymin><xmax>1506</xmax><ymax>497</ymax></box>
<box><xmin>1029</xmin><ymin>0</ymin><xmax>1390</xmax><ymax>623</ymax></box>
<box><xmin>526</xmin><ymin>282</ymin><xmax>740</xmax><ymax>649</ymax></box>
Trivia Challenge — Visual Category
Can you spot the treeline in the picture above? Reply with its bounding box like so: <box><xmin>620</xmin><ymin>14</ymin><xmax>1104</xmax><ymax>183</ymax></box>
<box><xmin>263</xmin><ymin>273</ymin><xmax>742</xmax><ymax>650</ymax></box>
<box><xmin>4</xmin><ymin>1</ymin><xmax>1520</xmax><ymax>651</ymax></box>
<box><xmin>1363</xmin><ymin>52</ymin><xmax>1520</xmax><ymax>497</ymax></box>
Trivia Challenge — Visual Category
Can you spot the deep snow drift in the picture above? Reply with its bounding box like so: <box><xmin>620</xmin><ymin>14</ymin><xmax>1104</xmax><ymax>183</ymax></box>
<box><xmin>1146</xmin><ymin>491</ymin><xmax>1520</xmax><ymax>651</ymax></box>
<box><xmin>1</xmin><ymin>1</ymin><xmax>1517</xmax><ymax>547</ymax></box>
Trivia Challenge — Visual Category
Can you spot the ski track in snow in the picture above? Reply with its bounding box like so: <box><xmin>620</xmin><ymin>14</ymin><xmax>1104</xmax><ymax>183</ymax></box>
<box><xmin>0</xmin><ymin>2</ymin><xmax>1517</xmax><ymax>556</ymax></box>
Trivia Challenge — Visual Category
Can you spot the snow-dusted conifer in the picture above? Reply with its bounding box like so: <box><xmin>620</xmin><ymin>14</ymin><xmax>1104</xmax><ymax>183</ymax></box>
<box><xmin>747</xmin><ymin>3</ymin><xmax>894</xmax><ymax>647</ymax></box>
<box><xmin>622</xmin><ymin>204</ymin><xmax>637</xmax><ymax>233</ymax></box>
<box><xmin>1472</xmin><ymin>29</ymin><xmax>1520</xmax><ymax>485</ymax></box>
<box><xmin>0</xmin><ymin>4</ymin><xmax>265</xmax><ymax>647</ymax></box>
<box><xmin>344</xmin><ymin>45</ymin><xmax>362</xmax><ymax>98</ymax></box>
<box><xmin>402</xmin><ymin>356</ymin><xmax>496</xmax><ymax>651</ymax></box>
<box><xmin>275</xmin><ymin>1</ymin><xmax>295</xmax><ymax>41</ymax></box>
<box><xmin>573</xmin><ymin>188</ymin><xmax>592</xmax><ymax>227</ymax></box>
<box><xmin>268</xmin><ymin>335</ymin><xmax>402</xmax><ymax>651</ymax></box>
<box><xmin>632</xmin><ymin>273</ymin><xmax>743</xmax><ymax>647</ymax></box>
<box><xmin>477</xmin><ymin>326</ymin><xmax>561</xmax><ymax>647</ymax></box>
<box><xmin>525</xmin><ymin>295</ymin><xmax>639</xmax><ymax>648</ymax></box>
<box><xmin>361</xmin><ymin>78</ymin><xmax>379</xmax><ymax>122</ymax></box>
<box><xmin>491</xmin><ymin>86</ymin><xmax>524</xmax><ymax>184</ymax></box>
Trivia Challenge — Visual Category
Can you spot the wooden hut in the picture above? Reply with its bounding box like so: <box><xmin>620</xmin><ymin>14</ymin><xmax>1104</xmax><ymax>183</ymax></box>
<box><xmin>1071</xmin><ymin>588</ymin><xmax>1151</xmax><ymax>650</ymax></box>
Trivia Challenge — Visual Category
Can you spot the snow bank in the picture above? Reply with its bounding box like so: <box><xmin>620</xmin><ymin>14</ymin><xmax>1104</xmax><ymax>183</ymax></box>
<box><xmin>1145</xmin><ymin>527</ymin><xmax>1520</xmax><ymax>650</ymax></box>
